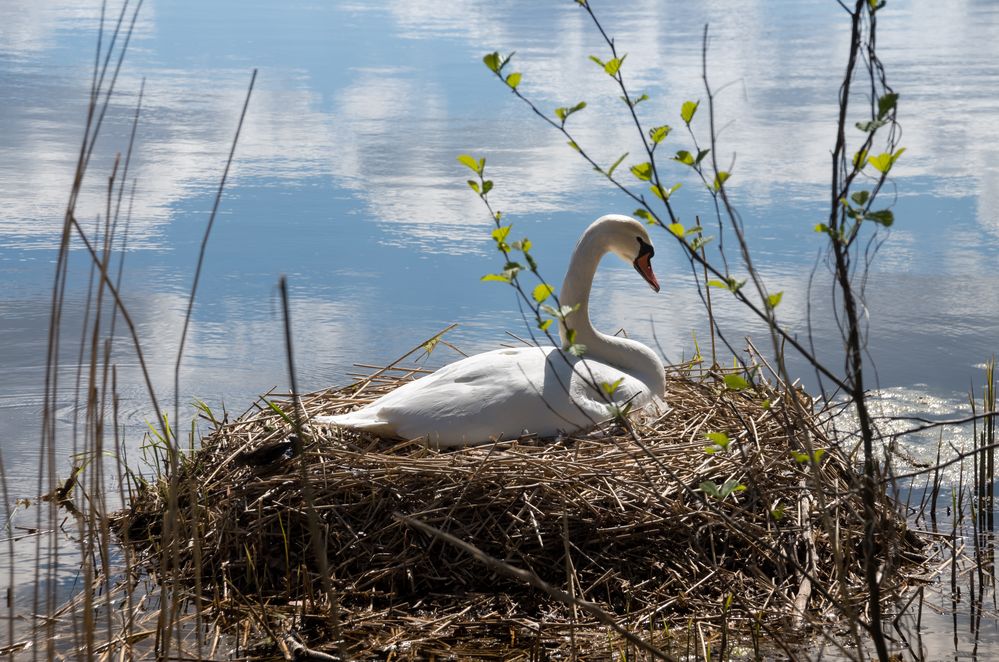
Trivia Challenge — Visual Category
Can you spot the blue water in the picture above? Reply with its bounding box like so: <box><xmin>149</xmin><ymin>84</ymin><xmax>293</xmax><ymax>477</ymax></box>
<box><xmin>2</xmin><ymin>0</ymin><xmax>999</xmax><ymax>655</ymax></box>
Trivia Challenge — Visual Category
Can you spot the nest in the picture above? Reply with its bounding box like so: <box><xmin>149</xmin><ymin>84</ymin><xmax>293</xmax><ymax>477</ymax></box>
<box><xmin>116</xmin><ymin>358</ymin><xmax>923</xmax><ymax>659</ymax></box>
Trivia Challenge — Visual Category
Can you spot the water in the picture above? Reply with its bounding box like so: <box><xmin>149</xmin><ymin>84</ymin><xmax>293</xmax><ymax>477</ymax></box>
<box><xmin>2</xmin><ymin>0</ymin><xmax>999</xmax><ymax>656</ymax></box>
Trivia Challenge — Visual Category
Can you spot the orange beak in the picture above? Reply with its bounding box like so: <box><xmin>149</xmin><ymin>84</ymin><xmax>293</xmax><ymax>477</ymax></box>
<box><xmin>633</xmin><ymin>252</ymin><xmax>660</xmax><ymax>293</ymax></box>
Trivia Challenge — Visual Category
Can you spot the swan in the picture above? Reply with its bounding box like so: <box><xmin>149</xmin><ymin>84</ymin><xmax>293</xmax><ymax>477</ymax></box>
<box><xmin>315</xmin><ymin>214</ymin><xmax>666</xmax><ymax>447</ymax></box>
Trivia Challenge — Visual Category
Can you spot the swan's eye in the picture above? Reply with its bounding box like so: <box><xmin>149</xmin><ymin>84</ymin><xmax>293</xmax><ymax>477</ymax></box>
<box><xmin>636</xmin><ymin>236</ymin><xmax>654</xmax><ymax>259</ymax></box>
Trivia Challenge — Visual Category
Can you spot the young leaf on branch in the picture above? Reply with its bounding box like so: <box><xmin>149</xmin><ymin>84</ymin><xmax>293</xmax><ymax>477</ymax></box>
<box><xmin>712</xmin><ymin>171</ymin><xmax>730</xmax><ymax>192</ymax></box>
<box><xmin>650</xmin><ymin>182</ymin><xmax>681</xmax><ymax>201</ymax></box>
<box><xmin>532</xmin><ymin>283</ymin><xmax>555</xmax><ymax>303</ymax></box>
<box><xmin>554</xmin><ymin>101</ymin><xmax>587</xmax><ymax>125</ymax></box>
<box><xmin>457</xmin><ymin>153</ymin><xmax>484</xmax><ymax>175</ymax></box>
<box><xmin>680</xmin><ymin>100</ymin><xmax>699</xmax><ymax>125</ymax></box>
<box><xmin>633</xmin><ymin>208</ymin><xmax>656</xmax><ymax>225</ymax></box>
<box><xmin>649</xmin><ymin>125</ymin><xmax>671</xmax><ymax>145</ymax></box>
<box><xmin>866</xmin><ymin>148</ymin><xmax>906</xmax><ymax>174</ymax></box>
<box><xmin>708</xmin><ymin>277</ymin><xmax>746</xmax><ymax>293</ymax></box>
<box><xmin>606</xmin><ymin>152</ymin><xmax>629</xmax><ymax>177</ymax></box>
<box><xmin>630</xmin><ymin>162</ymin><xmax>653</xmax><ymax>181</ymax></box>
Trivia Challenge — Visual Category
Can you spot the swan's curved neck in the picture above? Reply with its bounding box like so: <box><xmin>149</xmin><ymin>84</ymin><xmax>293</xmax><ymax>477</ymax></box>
<box><xmin>557</xmin><ymin>227</ymin><xmax>666</xmax><ymax>397</ymax></box>
<box><xmin>558</xmin><ymin>232</ymin><xmax>602</xmax><ymax>348</ymax></box>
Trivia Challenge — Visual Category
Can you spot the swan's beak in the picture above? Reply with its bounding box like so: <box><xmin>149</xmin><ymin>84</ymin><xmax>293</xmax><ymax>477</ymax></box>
<box><xmin>633</xmin><ymin>253</ymin><xmax>660</xmax><ymax>292</ymax></box>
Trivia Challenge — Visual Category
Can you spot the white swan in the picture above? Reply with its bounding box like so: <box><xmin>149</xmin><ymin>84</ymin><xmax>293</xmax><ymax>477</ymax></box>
<box><xmin>316</xmin><ymin>214</ymin><xmax>666</xmax><ymax>447</ymax></box>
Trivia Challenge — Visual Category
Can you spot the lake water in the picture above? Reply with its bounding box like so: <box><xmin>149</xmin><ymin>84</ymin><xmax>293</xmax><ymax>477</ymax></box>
<box><xmin>3</xmin><ymin>0</ymin><xmax>999</xmax><ymax>656</ymax></box>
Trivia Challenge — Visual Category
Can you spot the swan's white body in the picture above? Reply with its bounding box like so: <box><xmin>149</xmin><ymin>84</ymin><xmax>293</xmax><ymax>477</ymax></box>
<box><xmin>316</xmin><ymin>214</ymin><xmax>666</xmax><ymax>446</ymax></box>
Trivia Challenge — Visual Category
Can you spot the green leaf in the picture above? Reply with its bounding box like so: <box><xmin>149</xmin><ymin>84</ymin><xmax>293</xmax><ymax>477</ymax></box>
<box><xmin>767</xmin><ymin>291</ymin><xmax>783</xmax><ymax>309</ymax></box>
<box><xmin>867</xmin><ymin>153</ymin><xmax>892</xmax><ymax>173</ymax></box>
<box><xmin>541</xmin><ymin>303</ymin><xmax>578</xmax><ymax>320</ymax></box>
<box><xmin>791</xmin><ymin>449</ymin><xmax>825</xmax><ymax>465</ymax></box>
<box><xmin>877</xmin><ymin>92</ymin><xmax>899</xmax><ymax>119</ymax></box>
<box><xmin>492</xmin><ymin>225</ymin><xmax>512</xmax><ymax>243</ymax></box>
<box><xmin>601</xmin><ymin>377</ymin><xmax>625</xmax><ymax>396</ymax></box>
<box><xmin>673</xmin><ymin>150</ymin><xmax>695</xmax><ymax>166</ymax></box>
<box><xmin>630</xmin><ymin>162</ymin><xmax>653</xmax><ymax>181</ymax></box>
<box><xmin>814</xmin><ymin>223</ymin><xmax>829</xmax><ymax>234</ymax></box>
<box><xmin>633</xmin><ymin>208</ymin><xmax>654</xmax><ymax>224</ymax></box>
<box><xmin>723</xmin><ymin>374</ymin><xmax>750</xmax><ymax>391</ymax></box>
<box><xmin>511</xmin><ymin>238</ymin><xmax>532</xmax><ymax>252</ymax></box>
<box><xmin>708</xmin><ymin>277</ymin><xmax>745</xmax><ymax>293</ymax></box>
<box><xmin>625</xmin><ymin>92</ymin><xmax>649</xmax><ymax>107</ymax></box>
<box><xmin>481</xmin><ymin>273</ymin><xmax>510</xmax><ymax>283</ymax></box>
<box><xmin>704</xmin><ymin>432</ymin><xmax>731</xmax><ymax>449</ymax></box>
<box><xmin>699</xmin><ymin>480</ymin><xmax>722</xmax><ymax>499</ymax></box>
<box><xmin>467</xmin><ymin>180</ymin><xmax>480</xmax><ymax>194</ymax></box>
<box><xmin>556</xmin><ymin>102</ymin><xmax>587</xmax><ymax>123</ymax></box>
<box><xmin>506</xmin><ymin>72</ymin><xmax>522</xmax><ymax>89</ymax></box>
<box><xmin>567</xmin><ymin>140</ymin><xmax>580</xmax><ymax>151</ymax></box>
<box><xmin>588</xmin><ymin>54</ymin><xmax>605</xmax><ymax>68</ymax></box>
<box><xmin>853</xmin><ymin>149</ymin><xmax>868</xmax><ymax>168</ymax></box>
<box><xmin>680</xmin><ymin>100</ymin><xmax>699</xmax><ymax>125</ymax></box>
<box><xmin>560</xmin><ymin>303</ymin><xmax>579</xmax><ymax>318</ymax></box>
<box><xmin>865</xmin><ymin>209</ymin><xmax>894</xmax><ymax>227</ymax></box>
<box><xmin>699</xmin><ymin>479</ymin><xmax>745</xmax><ymax>500</ymax></box>
<box><xmin>483</xmin><ymin>52</ymin><xmax>501</xmax><ymax>73</ymax></box>
<box><xmin>712</xmin><ymin>171</ymin><xmax>730</xmax><ymax>192</ymax></box>
<box><xmin>855</xmin><ymin>118</ymin><xmax>888</xmax><ymax>133</ymax></box>
<box><xmin>502</xmin><ymin>260</ymin><xmax>524</xmax><ymax>273</ymax></box>
<box><xmin>607</xmin><ymin>152</ymin><xmax>629</xmax><ymax>177</ymax></box>
<box><xmin>761</xmin><ymin>398</ymin><xmax>772</xmax><ymax>410</ymax></box>
<box><xmin>457</xmin><ymin>154</ymin><xmax>481</xmax><ymax>174</ymax></box>
<box><xmin>770</xmin><ymin>505</ymin><xmax>785</xmax><ymax>521</ymax></box>
<box><xmin>650</xmin><ymin>182</ymin><xmax>681</xmax><ymax>202</ymax></box>
<box><xmin>532</xmin><ymin>283</ymin><xmax>555</xmax><ymax>303</ymax></box>
<box><xmin>868</xmin><ymin>148</ymin><xmax>904</xmax><ymax>174</ymax></box>
<box><xmin>481</xmin><ymin>180</ymin><xmax>493</xmax><ymax>195</ymax></box>
<box><xmin>695</xmin><ymin>148</ymin><xmax>711</xmax><ymax>165</ymax></box>
<box><xmin>725</xmin><ymin>480</ymin><xmax>747</xmax><ymax>495</ymax></box>
<box><xmin>603</xmin><ymin>55</ymin><xmax>626</xmax><ymax>76</ymax></box>
<box><xmin>538</xmin><ymin>318</ymin><xmax>553</xmax><ymax>331</ymax></box>
<box><xmin>690</xmin><ymin>235</ymin><xmax>714</xmax><ymax>252</ymax></box>
<box><xmin>265</xmin><ymin>400</ymin><xmax>294</xmax><ymax>426</ymax></box>
<box><xmin>850</xmin><ymin>190</ymin><xmax>870</xmax><ymax>206</ymax></box>
<box><xmin>568</xmin><ymin>343</ymin><xmax>587</xmax><ymax>356</ymax></box>
<box><xmin>422</xmin><ymin>331</ymin><xmax>446</xmax><ymax>354</ymax></box>
<box><xmin>649</xmin><ymin>125</ymin><xmax>671</xmax><ymax>144</ymax></box>
<box><xmin>667</xmin><ymin>223</ymin><xmax>685</xmax><ymax>237</ymax></box>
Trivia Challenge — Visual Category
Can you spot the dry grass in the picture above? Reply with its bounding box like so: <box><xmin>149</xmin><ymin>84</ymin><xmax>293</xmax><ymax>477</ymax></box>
<box><xmin>112</xmin><ymin>360</ymin><xmax>923</xmax><ymax>659</ymax></box>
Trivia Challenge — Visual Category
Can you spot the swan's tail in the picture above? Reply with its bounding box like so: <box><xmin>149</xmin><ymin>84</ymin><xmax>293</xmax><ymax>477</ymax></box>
<box><xmin>314</xmin><ymin>412</ymin><xmax>395</xmax><ymax>437</ymax></box>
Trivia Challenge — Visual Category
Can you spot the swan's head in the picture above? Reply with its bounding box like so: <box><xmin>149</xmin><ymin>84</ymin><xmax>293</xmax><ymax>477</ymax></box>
<box><xmin>597</xmin><ymin>214</ymin><xmax>661</xmax><ymax>293</ymax></box>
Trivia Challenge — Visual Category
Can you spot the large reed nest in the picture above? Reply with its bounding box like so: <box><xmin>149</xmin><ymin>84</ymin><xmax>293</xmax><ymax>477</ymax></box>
<box><xmin>117</xmin><ymin>357</ymin><xmax>923</xmax><ymax>659</ymax></box>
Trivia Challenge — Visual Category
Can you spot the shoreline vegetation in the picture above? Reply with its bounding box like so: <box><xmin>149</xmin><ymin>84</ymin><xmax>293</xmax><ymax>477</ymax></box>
<box><xmin>5</xmin><ymin>1</ymin><xmax>999</xmax><ymax>660</ymax></box>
